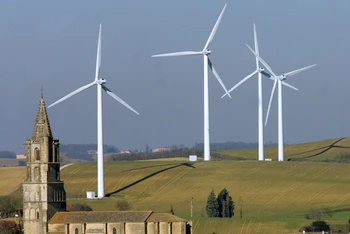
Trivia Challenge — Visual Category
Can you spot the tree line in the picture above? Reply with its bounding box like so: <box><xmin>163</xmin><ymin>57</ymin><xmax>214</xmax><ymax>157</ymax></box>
<box><xmin>0</xmin><ymin>151</ymin><xmax>16</xmax><ymax>159</ymax></box>
<box><xmin>60</xmin><ymin>144</ymin><xmax>118</xmax><ymax>160</ymax></box>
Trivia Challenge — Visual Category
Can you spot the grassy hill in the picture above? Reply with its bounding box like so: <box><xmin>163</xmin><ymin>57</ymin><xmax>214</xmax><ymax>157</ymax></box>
<box><xmin>63</xmin><ymin>161</ymin><xmax>350</xmax><ymax>233</ymax></box>
<box><xmin>1</xmin><ymin>137</ymin><xmax>350</xmax><ymax>233</ymax></box>
<box><xmin>217</xmin><ymin>137</ymin><xmax>350</xmax><ymax>161</ymax></box>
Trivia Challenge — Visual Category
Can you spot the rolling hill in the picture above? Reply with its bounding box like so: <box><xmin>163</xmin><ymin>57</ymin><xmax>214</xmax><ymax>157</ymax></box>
<box><xmin>217</xmin><ymin>137</ymin><xmax>350</xmax><ymax>161</ymax></box>
<box><xmin>60</xmin><ymin>161</ymin><xmax>350</xmax><ymax>233</ymax></box>
<box><xmin>1</xmin><ymin>137</ymin><xmax>350</xmax><ymax>233</ymax></box>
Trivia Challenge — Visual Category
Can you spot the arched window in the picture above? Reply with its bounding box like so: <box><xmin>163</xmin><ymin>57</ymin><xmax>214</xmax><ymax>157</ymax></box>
<box><xmin>113</xmin><ymin>227</ymin><xmax>117</xmax><ymax>234</ymax></box>
<box><xmin>34</xmin><ymin>148</ymin><xmax>40</xmax><ymax>161</ymax></box>
<box><xmin>24</xmin><ymin>209</ymin><xmax>29</xmax><ymax>219</ymax></box>
<box><xmin>30</xmin><ymin>208</ymin><xmax>34</xmax><ymax>219</ymax></box>
<box><xmin>75</xmin><ymin>228</ymin><xmax>79</xmax><ymax>234</ymax></box>
<box><xmin>37</xmin><ymin>211</ymin><xmax>40</xmax><ymax>219</ymax></box>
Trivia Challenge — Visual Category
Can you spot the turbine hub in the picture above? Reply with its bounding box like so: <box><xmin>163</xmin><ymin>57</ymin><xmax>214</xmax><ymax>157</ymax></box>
<box><xmin>258</xmin><ymin>67</ymin><xmax>265</xmax><ymax>72</ymax></box>
<box><xmin>203</xmin><ymin>49</ymin><xmax>211</xmax><ymax>55</ymax></box>
<box><xmin>96</xmin><ymin>78</ymin><xmax>106</xmax><ymax>85</ymax></box>
<box><xmin>280</xmin><ymin>75</ymin><xmax>287</xmax><ymax>80</ymax></box>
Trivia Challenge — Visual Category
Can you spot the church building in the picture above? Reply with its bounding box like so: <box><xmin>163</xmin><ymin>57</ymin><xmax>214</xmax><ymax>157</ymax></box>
<box><xmin>22</xmin><ymin>96</ymin><xmax>191</xmax><ymax>234</ymax></box>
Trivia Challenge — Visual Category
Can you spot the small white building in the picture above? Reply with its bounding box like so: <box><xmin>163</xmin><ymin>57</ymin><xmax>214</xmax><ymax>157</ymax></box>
<box><xmin>189</xmin><ymin>155</ymin><xmax>197</xmax><ymax>162</ymax></box>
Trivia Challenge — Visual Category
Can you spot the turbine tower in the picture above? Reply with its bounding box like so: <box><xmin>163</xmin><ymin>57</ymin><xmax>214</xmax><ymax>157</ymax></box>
<box><xmin>222</xmin><ymin>24</ymin><xmax>266</xmax><ymax>161</ymax></box>
<box><xmin>221</xmin><ymin>24</ymin><xmax>297</xmax><ymax>161</ymax></box>
<box><xmin>246</xmin><ymin>44</ymin><xmax>316</xmax><ymax>161</ymax></box>
<box><xmin>49</xmin><ymin>24</ymin><xmax>139</xmax><ymax>198</ymax></box>
<box><xmin>152</xmin><ymin>4</ymin><xmax>229</xmax><ymax>161</ymax></box>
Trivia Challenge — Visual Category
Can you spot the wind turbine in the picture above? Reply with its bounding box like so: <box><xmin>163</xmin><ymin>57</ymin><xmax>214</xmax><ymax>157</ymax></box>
<box><xmin>152</xmin><ymin>4</ymin><xmax>229</xmax><ymax>161</ymax></box>
<box><xmin>246</xmin><ymin>43</ymin><xmax>317</xmax><ymax>161</ymax></box>
<box><xmin>221</xmin><ymin>24</ymin><xmax>266</xmax><ymax>161</ymax></box>
<box><xmin>221</xmin><ymin>24</ymin><xmax>297</xmax><ymax>161</ymax></box>
<box><xmin>48</xmin><ymin>24</ymin><xmax>139</xmax><ymax>198</ymax></box>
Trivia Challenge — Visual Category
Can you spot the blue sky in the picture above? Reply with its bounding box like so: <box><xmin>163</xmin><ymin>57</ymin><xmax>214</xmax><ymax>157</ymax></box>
<box><xmin>0</xmin><ymin>0</ymin><xmax>349</xmax><ymax>153</ymax></box>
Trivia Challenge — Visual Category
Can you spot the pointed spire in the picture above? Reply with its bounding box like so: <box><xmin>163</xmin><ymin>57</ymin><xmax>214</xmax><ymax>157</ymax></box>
<box><xmin>32</xmin><ymin>94</ymin><xmax>52</xmax><ymax>141</ymax></box>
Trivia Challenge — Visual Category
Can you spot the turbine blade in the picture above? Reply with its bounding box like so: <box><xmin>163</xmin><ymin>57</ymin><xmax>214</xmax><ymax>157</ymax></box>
<box><xmin>208</xmin><ymin>58</ymin><xmax>231</xmax><ymax>98</ymax></box>
<box><xmin>283</xmin><ymin>64</ymin><xmax>317</xmax><ymax>77</ymax></box>
<box><xmin>151</xmin><ymin>51</ymin><xmax>202</xmax><ymax>57</ymax></box>
<box><xmin>261</xmin><ymin>70</ymin><xmax>272</xmax><ymax>78</ymax></box>
<box><xmin>95</xmin><ymin>24</ymin><xmax>102</xmax><ymax>81</ymax></box>
<box><xmin>282</xmin><ymin>81</ymin><xmax>299</xmax><ymax>91</ymax></box>
<box><xmin>102</xmin><ymin>85</ymin><xmax>140</xmax><ymax>115</ymax></box>
<box><xmin>48</xmin><ymin>81</ymin><xmax>96</xmax><ymax>108</ymax></box>
<box><xmin>203</xmin><ymin>4</ymin><xmax>227</xmax><ymax>50</ymax></box>
<box><xmin>253</xmin><ymin>23</ymin><xmax>260</xmax><ymax>69</ymax></box>
<box><xmin>265</xmin><ymin>79</ymin><xmax>277</xmax><ymax>126</ymax></box>
<box><xmin>221</xmin><ymin>70</ymin><xmax>258</xmax><ymax>98</ymax></box>
<box><xmin>246</xmin><ymin>44</ymin><xmax>277</xmax><ymax>77</ymax></box>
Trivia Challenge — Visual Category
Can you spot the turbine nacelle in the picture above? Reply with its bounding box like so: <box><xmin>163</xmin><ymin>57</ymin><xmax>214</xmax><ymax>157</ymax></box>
<box><xmin>96</xmin><ymin>78</ymin><xmax>106</xmax><ymax>85</ymax></box>
<box><xmin>202</xmin><ymin>49</ymin><xmax>212</xmax><ymax>55</ymax></box>
<box><xmin>258</xmin><ymin>67</ymin><xmax>265</xmax><ymax>72</ymax></box>
<box><xmin>279</xmin><ymin>75</ymin><xmax>287</xmax><ymax>81</ymax></box>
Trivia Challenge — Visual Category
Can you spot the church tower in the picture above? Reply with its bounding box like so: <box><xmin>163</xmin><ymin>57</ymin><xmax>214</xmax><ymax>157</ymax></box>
<box><xmin>22</xmin><ymin>95</ymin><xmax>66</xmax><ymax>234</ymax></box>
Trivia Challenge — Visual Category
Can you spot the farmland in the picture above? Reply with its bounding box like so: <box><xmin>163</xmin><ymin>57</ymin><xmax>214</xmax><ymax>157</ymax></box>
<box><xmin>218</xmin><ymin>137</ymin><xmax>350</xmax><ymax>161</ymax></box>
<box><xmin>62</xmin><ymin>160</ymin><xmax>350</xmax><ymax>233</ymax></box>
<box><xmin>1</xmin><ymin>137</ymin><xmax>350</xmax><ymax>233</ymax></box>
<box><xmin>0</xmin><ymin>166</ymin><xmax>26</xmax><ymax>196</ymax></box>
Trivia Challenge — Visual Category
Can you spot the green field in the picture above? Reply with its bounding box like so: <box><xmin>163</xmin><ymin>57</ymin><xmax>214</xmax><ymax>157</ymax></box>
<box><xmin>60</xmin><ymin>160</ymin><xmax>350</xmax><ymax>234</ymax></box>
<box><xmin>1</xmin><ymin>137</ymin><xmax>350</xmax><ymax>233</ymax></box>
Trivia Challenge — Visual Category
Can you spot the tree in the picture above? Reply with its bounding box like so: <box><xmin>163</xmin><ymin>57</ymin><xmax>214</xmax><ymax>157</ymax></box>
<box><xmin>0</xmin><ymin>196</ymin><xmax>21</xmax><ymax>218</ymax></box>
<box><xmin>217</xmin><ymin>188</ymin><xmax>234</xmax><ymax>218</ymax></box>
<box><xmin>67</xmin><ymin>203</ymin><xmax>92</xmax><ymax>211</ymax></box>
<box><xmin>206</xmin><ymin>189</ymin><xmax>219</xmax><ymax>217</ymax></box>
<box><xmin>311</xmin><ymin>220</ymin><xmax>330</xmax><ymax>232</ymax></box>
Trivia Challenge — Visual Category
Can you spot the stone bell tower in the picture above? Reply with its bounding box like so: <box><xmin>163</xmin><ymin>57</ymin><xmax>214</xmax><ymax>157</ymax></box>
<box><xmin>22</xmin><ymin>95</ymin><xmax>66</xmax><ymax>234</ymax></box>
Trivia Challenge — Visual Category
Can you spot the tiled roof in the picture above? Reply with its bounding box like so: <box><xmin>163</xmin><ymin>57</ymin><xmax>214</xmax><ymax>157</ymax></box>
<box><xmin>146</xmin><ymin>213</ymin><xmax>186</xmax><ymax>222</ymax></box>
<box><xmin>49</xmin><ymin>211</ymin><xmax>186</xmax><ymax>224</ymax></box>
<box><xmin>49</xmin><ymin>211</ymin><xmax>153</xmax><ymax>224</ymax></box>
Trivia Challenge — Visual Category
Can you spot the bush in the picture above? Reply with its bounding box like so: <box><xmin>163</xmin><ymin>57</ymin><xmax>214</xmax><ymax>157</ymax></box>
<box><xmin>300</xmin><ymin>220</ymin><xmax>330</xmax><ymax>232</ymax></box>
<box><xmin>115</xmin><ymin>200</ymin><xmax>131</xmax><ymax>211</ymax></box>
<box><xmin>299</xmin><ymin>225</ymin><xmax>313</xmax><ymax>232</ymax></box>
<box><xmin>67</xmin><ymin>203</ymin><xmax>92</xmax><ymax>211</ymax></box>
<box><xmin>311</xmin><ymin>220</ymin><xmax>330</xmax><ymax>232</ymax></box>
<box><xmin>0</xmin><ymin>220</ymin><xmax>21</xmax><ymax>234</ymax></box>
<box><xmin>305</xmin><ymin>207</ymin><xmax>332</xmax><ymax>220</ymax></box>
